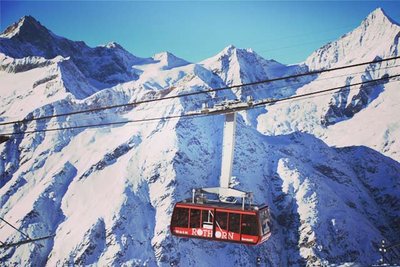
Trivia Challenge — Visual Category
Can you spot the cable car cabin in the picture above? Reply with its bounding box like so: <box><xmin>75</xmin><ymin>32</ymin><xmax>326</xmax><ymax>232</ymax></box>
<box><xmin>170</xmin><ymin>199</ymin><xmax>272</xmax><ymax>245</ymax></box>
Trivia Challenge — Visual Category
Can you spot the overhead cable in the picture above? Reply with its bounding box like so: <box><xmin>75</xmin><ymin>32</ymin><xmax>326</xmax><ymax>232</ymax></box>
<box><xmin>0</xmin><ymin>217</ymin><xmax>31</xmax><ymax>240</ymax></box>
<box><xmin>0</xmin><ymin>234</ymin><xmax>55</xmax><ymax>249</ymax></box>
<box><xmin>0</xmin><ymin>55</ymin><xmax>399</xmax><ymax>127</ymax></box>
<box><xmin>2</xmin><ymin>73</ymin><xmax>398</xmax><ymax>136</ymax></box>
<box><xmin>252</xmin><ymin>74</ymin><xmax>397</xmax><ymax>107</ymax></box>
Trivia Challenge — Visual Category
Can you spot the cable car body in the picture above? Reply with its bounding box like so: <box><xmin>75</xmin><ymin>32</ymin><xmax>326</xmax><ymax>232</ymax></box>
<box><xmin>170</xmin><ymin>196</ymin><xmax>272</xmax><ymax>245</ymax></box>
<box><xmin>170</xmin><ymin>107</ymin><xmax>272</xmax><ymax>245</ymax></box>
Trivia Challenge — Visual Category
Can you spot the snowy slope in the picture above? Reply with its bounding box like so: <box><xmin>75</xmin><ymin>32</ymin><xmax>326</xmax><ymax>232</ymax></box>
<box><xmin>257</xmin><ymin>7</ymin><xmax>400</xmax><ymax>162</ymax></box>
<box><xmin>0</xmin><ymin>8</ymin><xmax>399</xmax><ymax>267</ymax></box>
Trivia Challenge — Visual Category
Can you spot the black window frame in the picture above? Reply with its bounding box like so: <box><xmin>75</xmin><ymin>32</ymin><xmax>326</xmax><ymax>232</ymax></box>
<box><xmin>215</xmin><ymin>211</ymin><xmax>228</xmax><ymax>231</ymax></box>
<box><xmin>189</xmin><ymin>208</ymin><xmax>201</xmax><ymax>228</ymax></box>
<box><xmin>241</xmin><ymin>214</ymin><xmax>259</xmax><ymax>236</ymax></box>
<box><xmin>171</xmin><ymin>207</ymin><xmax>189</xmax><ymax>228</ymax></box>
<box><xmin>201</xmin><ymin>209</ymin><xmax>213</xmax><ymax>225</ymax></box>
<box><xmin>228</xmin><ymin>213</ymin><xmax>241</xmax><ymax>234</ymax></box>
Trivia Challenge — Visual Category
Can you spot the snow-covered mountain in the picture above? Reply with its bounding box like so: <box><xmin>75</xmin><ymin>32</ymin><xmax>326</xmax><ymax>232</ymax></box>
<box><xmin>305</xmin><ymin>8</ymin><xmax>400</xmax><ymax>70</ymax></box>
<box><xmin>0</xmin><ymin>8</ymin><xmax>399</xmax><ymax>266</ymax></box>
<box><xmin>258</xmin><ymin>7</ymin><xmax>400</xmax><ymax>162</ymax></box>
<box><xmin>0</xmin><ymin>16</ymin><xmax>142</xmax><ymax>90</ymax></box>
<box><xmin>200</xmin><ymin>45</ymin><xmax>311</xmax><ymax>101</ymax></box>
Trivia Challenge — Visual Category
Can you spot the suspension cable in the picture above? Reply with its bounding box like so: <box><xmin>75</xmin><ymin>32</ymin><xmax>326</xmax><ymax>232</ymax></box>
<box><xmin>0</xmin><ymin>55</ymin><xmax>398</xmax><ymax>127</ymax></box>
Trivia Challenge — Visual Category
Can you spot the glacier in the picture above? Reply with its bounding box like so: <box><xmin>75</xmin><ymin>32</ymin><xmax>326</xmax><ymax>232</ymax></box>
<box><xmin>0</xmin><ymin>7</ymin><xmax>399</xmax><ymax>267</ymax></box>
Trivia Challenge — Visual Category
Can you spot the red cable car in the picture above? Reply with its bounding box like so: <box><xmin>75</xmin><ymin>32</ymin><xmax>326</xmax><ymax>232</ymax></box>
<box><xmin>170</xmin><ymin>109</ymin><xmax>272</xmax><ymax>245</ymax></box>
<box><xmin>170</xmin><ymin>190</ymin><xmax>272</xmax><ymax>245</ymax></box>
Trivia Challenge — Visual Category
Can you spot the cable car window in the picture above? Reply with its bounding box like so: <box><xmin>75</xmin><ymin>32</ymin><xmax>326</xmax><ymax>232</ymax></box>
<box><xmin>190</xmin><ymin>209</ymin><xmax>201</xmax><ymax>228</ymax></box>
<box><xmin>241</xmin><ymin>214</ymin><xmax>258</xmax><ymax>236</ymax></box>
<box><xmin>215</xmin><ymin>212</ymin><xmax>228</xmax><ymax>231</ymax></box>
<box><xmin>228</xmin><ymin>213</ymin><xmax>240</xmax><ymax>233</ymax></box>
<box><xmin>171</xmin><ymin>207</ymin><xmax>189</xmax><ymax>228</ymax></box>
<box><xmin>201</xmin><ymin>209</ymin><xmax>213</xmax><ymax>229</ymax></box>
<box><xmin>259</xmin><ymin>208</ymin><xmax>271</xmax><ymax>235</ymax></box>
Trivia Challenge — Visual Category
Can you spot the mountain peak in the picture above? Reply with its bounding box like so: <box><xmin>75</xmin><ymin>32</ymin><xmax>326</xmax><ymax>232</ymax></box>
<box><xmin>217</xmin><ymin>45</ymin><xmax>261</xmax><ymax>59</ymax></box>
<box><xmin>224</xmin><ymin>44</ymin><xmax>236</xmax><ymax>50</ymax></box>
<box><xmin>305</xmin><ymin>7</ymin><xmax>399</xmax><ymax>70</ymax></box>
<box><xmin>367</xmin><ymin>8</ymin><xmax>387</xmax><ymax>20</ymax></box>
<box><xmin>1</xmin><ymin>15</ymin><xmax>50</xmax><ymax>39</ymax></box>
<box><xmin>104</xmin><ymin>41</ymin><xmax>124</xmax><ymax>50</ymax></box>
<box><xmin>21</xmin><ymin>15</ymin><xmax>41</xmax><ymax>26</ymax></box>
<box><xmin>152</xmin><ymin>51</ymin><xmax>189</xmax><ymax>70</ymax></box>
<box><xmin>362</xmin><ymin>7</ymin><xmax>399</xmax><ymax>28</ymax></box>
<box><xmin>220</xmin><ymin>44</ymin><xmax>238</xmax><ymax>55</ymax></box>
<box><xmin>153</xmin><ymin>51</ymin><xmax>174</xmax><ymax>60</ymax></box>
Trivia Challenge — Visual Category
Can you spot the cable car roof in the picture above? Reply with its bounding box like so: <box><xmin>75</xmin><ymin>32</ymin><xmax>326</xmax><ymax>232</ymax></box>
<box><xmin>176</xmin><ymin>198</ymin><xmax>268</xmax><ymax>212</ymax></box>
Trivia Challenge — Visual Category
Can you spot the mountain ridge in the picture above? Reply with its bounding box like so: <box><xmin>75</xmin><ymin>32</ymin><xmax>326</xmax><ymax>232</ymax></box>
<box><xmin>1</xmin><ymin>15</ymin><xmax>52</xmax><ymax>39</ymax></box>
<box><xmin>305</xmin><ymin>7</ymin><xmax>400</xmax><ymax>70</ymax></box>
<box><xmin>0</xmin><ymin>16</ymin><xmax>142</xmax><ymax>90</ymax></box>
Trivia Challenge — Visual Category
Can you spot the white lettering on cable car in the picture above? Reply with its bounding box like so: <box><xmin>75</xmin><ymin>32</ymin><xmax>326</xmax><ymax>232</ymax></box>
<box><xmin>215</xmin><ymin>231</ymin><xmax>234</xmax><ymax>240</ymax></box>
<box><xmin>174</xmin><ymin>229</ymin><xmax>188</xmax><ymax>235</ymax></box>
<box><xmin>191</xmin><ymin>228</ymin><xmax>213</xmax><ymax>238</ymax></box>
<box><xmin>241</xmin><ymin>237</ymin><xmax>256</xmax><ymax>242</ymax></box>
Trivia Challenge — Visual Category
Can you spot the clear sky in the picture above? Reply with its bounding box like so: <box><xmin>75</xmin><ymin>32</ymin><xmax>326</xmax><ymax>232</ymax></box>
<box><xmin>1</xmin><ymin>1</ymin><xmax>400</xmax><ymax>64</ymax></box>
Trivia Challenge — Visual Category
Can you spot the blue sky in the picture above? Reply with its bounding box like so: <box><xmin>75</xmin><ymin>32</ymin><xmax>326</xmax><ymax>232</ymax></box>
<box><xmin>1</xmin><ymin>1</ymin><xmax>400</xmax><ymax>64</ymax></box>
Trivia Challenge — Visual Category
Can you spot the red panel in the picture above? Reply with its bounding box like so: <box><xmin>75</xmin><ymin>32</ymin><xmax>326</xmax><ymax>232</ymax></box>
<box><xmin>240</xmin><ymin>234</ymin><xmax>259</xmax><ymax>244</ymax></box>
<box><xmin>188</xmin><ymin>227</ymin><xmax>214</xmax><ymax>238</ymax></box>
<box><xmin>172</xmin><ymin>204</ymin><xmax>267</xmax><ymax>245</ymax></box>
<box><xmin>215</xmin><ymin>208</ymin><xmax>257</xmax><ymax>215</ymax></box>
<box><xmin>172</xmin><ymin>227</ymin><xmax>191</xmax><ymax>236</ymax></box>
<box><xmin>172</xmin><ymin>227</ymin><xmax>214</xmax><ymax>238</ymax></box>
<box><xmin>214</xmin><ymin>229</ymin><xmax>241</xmax><ymax>241</ymax></box>
<box><xmin>175</xmin><ymin>203</ymin><xmax>257</xmax><ymax>215</ymax></box>
<box><xmin>172</xmin><ymin>226</ymin><xmax>260</xmax><ymax>245</ymax></box>
<box><xmin>176</xmin><ymin>203</ymin><xmax>215</xmax><ymax>211</ymax></box>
